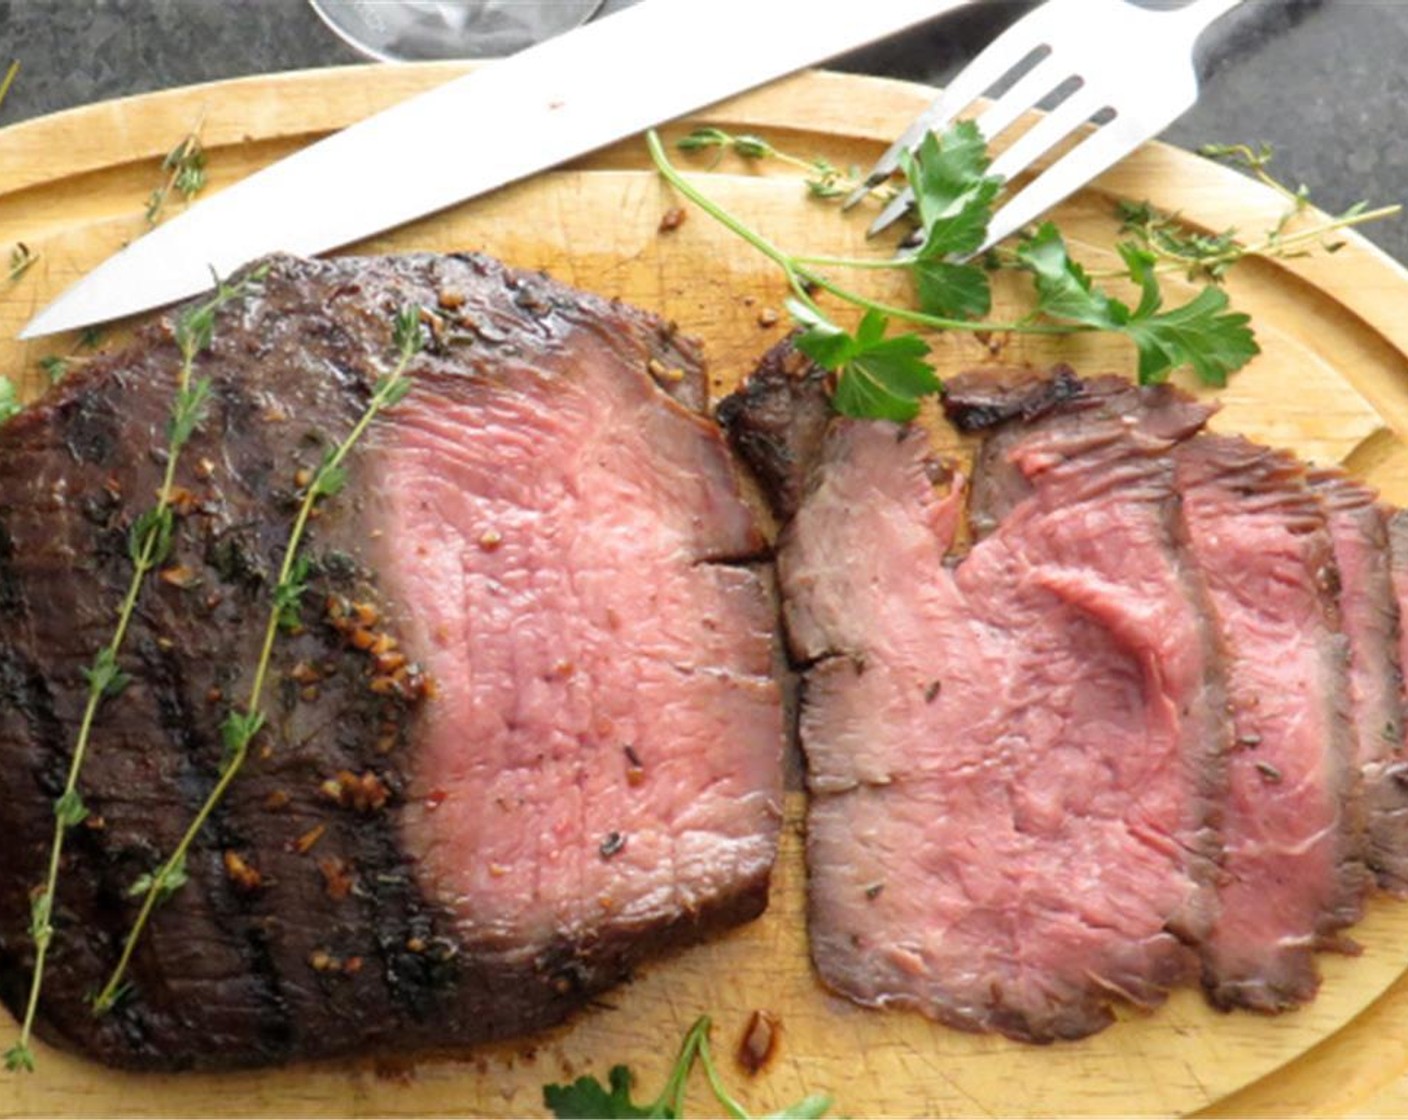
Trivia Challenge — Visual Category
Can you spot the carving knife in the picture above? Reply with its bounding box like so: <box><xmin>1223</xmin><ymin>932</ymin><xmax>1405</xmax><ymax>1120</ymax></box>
<box><xmin>21</xmin><ymin>0</ymin><xmax>974</xmax><ymax>339</ymax></box>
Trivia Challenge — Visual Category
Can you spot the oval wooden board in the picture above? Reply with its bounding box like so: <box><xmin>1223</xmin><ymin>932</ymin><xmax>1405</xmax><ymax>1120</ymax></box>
<box><xmin>4</xmin><ymin>64</ymin><xmax>1408</xmax><ymax>1119</ymax></box>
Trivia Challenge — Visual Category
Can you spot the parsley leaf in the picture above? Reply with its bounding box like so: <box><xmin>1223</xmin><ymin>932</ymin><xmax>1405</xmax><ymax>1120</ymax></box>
<box><xmin>1017</xmin><ymin>222</ymin><xmax>1125</xmax><ymax>327</ymax></box>
<box><xmin>912</xmin><ymin>257</ymin><xmax>992</xmax><ymax>321</ymax></box>
<box><xmin>794</xmin><ymin>305</ymin><xmax>938</xmax><ymax>423</ymax></box>
<box><xmin>1017</xmin><ymin>222</ymin><xmax>1259</xmax><ymax>385</ymax></box>
<box><xmin>901</xmin><ymin>123</ymin><xmax>1001</xmax><ymax>260</ymax></box>
<box><xmin>1123</xmin><ymin>284</ymin><xmax>1258</xmax><ymax>387</ymax></box>
<box><xmin>900</xmin><ymin>123</ymin><xmax>1001</xmax><ymax>320</ymax></box>
<box><xmin>1117</xmin><ymin>242</ymin><xmax>1259</xmax><ymax>385</ymax></box>
<box><xmin>544</xmin><ymin>1065</ymin><xmax>660</xmax><ymax>1119</ymax></box>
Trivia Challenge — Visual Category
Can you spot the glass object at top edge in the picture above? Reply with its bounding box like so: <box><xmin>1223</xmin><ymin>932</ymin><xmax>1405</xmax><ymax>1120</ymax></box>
<box><xmin>308</xmin><ymin>0</ymin><xmax>608</xmax><ymax>62</ymax></box>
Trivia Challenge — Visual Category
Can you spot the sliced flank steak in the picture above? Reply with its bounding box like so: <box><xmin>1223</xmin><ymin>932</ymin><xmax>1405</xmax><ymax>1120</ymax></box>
<box><xmin>1309</xmin><ymin>469</ymin><xmax>1408</xmax><ymax>895</ymax></box>
<box><xmin>1175</xmin><ymin>440</ymin><xmax>1369</xmax><ymax>1010</ymax></box>
<box><xmin>729</xmin><ymin>357</ymin><xmax>1227</xmax><ymax>1041</ymax></box>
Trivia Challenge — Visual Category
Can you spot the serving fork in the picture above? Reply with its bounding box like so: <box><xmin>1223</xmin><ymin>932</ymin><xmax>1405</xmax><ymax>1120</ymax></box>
<box><xmin>846</xmin><ymin>0</ymin><xmax>1248</xmax><ymax>252</ymax></box>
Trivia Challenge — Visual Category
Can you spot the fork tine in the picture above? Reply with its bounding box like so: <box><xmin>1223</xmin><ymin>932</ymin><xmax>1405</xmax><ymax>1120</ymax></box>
<box><xmin>968</xmin><ymin>52</ymin><xmax>1068</xmax><ymax>152</ymax></box>
<box><xmin>864</xmin><ymin>57</ymin><xmax>1080</xmax><ymax>235</ymax></box>
<box><xmin>842</xmin><ymin>0</ymin><xmax>1078</xmax><ymax>211</ymax></box>
<box><xmin>983</xmin><ymin>83</ymin><xmax>1106</xmax><ymax>185</ymax></box>
<box><xmin>974</xmin><ymin>106</ymin><xmax>1191</xmax><ymax>255</ymax></box>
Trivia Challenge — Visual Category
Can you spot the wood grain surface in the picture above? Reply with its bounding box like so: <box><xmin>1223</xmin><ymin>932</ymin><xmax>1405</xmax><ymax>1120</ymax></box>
<box><xmin>3</xmin><ymin>64</ymin><xmax>1408</xmax><ymax>1118</ymax></box>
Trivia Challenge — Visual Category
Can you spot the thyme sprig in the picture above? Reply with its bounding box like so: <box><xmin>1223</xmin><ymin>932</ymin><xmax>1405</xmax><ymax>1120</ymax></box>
<box><xmin>92</xmin><ymin>302</ymin><xmax>427</xmax><ymax>1015</ymax></box>
<box><xmin>4</xmin><ymin>269</ymin><xmax>264</xmax><ymax>1073</ymax></box>
<box><xmin>146</xmin><ymin>118</ymin><xmax>208</xmax><ymax>225</ymax></box>
<box><xmin>1113</xmin><ymin>144</ymin><xmax>1400</xmax><ymax>284</ymax></box>
<box><xmin>677</xmin><ymin>126</ymin><xmax>881</xmax><ymax>203</ymax></box>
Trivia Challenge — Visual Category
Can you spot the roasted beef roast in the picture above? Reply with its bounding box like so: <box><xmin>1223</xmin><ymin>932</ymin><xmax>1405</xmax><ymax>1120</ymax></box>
<box><xmin>0</xmin><ymin>253</ymin><xmax>783</xmax><ymax>1070</ymax></box>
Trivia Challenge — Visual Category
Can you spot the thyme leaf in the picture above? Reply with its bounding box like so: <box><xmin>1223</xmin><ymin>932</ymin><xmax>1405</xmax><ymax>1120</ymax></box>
<box><xmin>169</xmin><ymin>378</ymin><xmax>213</xmax><ymax>450</ymax></box>
<box><xmin>94</xmin><ymin>302</ymin><xmax>427</xmax><ymax>1015</ymax></box>
<box><xmin>28</xmin><ymin>891</ymin><xmax>52</xmax><ymax>948</ymax></box>
<box><xmin>219</xmin><ymin>709</ymin><xmax>266</xmax><ymax>774</ymax></box>
<box><xmin>53</xmin><ymin>789</ymin><xmax>88</xmax><ymax>830</ymax></box>
<box><xmin>38</xmin><ymin>356</ymin><xmax>69</xmax><ymax>384</ymax></box>
<box><xmin>308</xmin><ymin>457</ymin><xmax>347</xmax><ymax>500</ymax></box>
<box><xmin>127</xmin><ymin>506</ymin><xmax>175</xmax><ymax>568</ymax></box>
<box><xmin>81</xmin><ymin>647</ymin><xmax>131</xmax><ymax>701</ymax></box>
<box><xmin>676</xmin><ymin>126</ymin><xmax>863</xmax><ymax>201</ymax></box>
<box><xmin>126</xmin><ymin>850</ymin><xmax>188</xmax><ymax>903</ymax></box>
<box><xmin>36</xmin><ymin>328</ymin><xmax>104</xmax><ymax>387</ymax></box>
<box><xmin>273</xmin><ymin>553</ymin><xmax>312</xmax><ymax>632</ymax></box>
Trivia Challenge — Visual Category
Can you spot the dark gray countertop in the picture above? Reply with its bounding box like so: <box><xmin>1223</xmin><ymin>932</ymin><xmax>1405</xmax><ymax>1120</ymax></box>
<box><xmin>1</xmin><ymin>0</ymin><xmax>1404</xmax><ymax>263</ymax></box>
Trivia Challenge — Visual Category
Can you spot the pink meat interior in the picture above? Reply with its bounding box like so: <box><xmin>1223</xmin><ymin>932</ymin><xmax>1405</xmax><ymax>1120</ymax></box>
<box><xmin>789</xmin><ymin>417</ymin><xmax>1212</xmax><ymax>1040</ymax></box>
<box><xmin>369</xmin><ymin>332</ymin><xmax>782</xmax><ymax>946</ymax></box>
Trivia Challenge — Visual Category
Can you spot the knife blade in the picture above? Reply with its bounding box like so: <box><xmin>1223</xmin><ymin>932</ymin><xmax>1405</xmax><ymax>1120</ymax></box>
<box><xmin>22</xmin><ymin>0</ymin><xmax>974</xmax><ymax>340</ymax></box>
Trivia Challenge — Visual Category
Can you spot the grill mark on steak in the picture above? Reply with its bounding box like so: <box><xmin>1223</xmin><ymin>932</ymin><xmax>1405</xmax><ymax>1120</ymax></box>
<box><xmin>1170</xmin><ymin>437</ymin><xmax>1368</xmax><ymax>1011</ymax></box>
<box><xmin>1309</xmin><ymin>469</ymin><xmax>1408</xmax><ymax>895</ymax></box>
<box><xmin>0</xmin><ymin>252</ymin><xmax>781</xmax><ymax>1070</ymax></box>
<box><xmin>724</xmin><ymin>351</ymin><xmax>1228</xmax><ymax>1042</ymax></box>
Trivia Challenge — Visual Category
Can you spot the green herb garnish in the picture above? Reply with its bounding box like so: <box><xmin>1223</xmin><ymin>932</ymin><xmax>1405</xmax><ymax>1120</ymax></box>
<box><xmin>677</xmin><ymin>127</ymin><xmax>861</xmax><ymax>201</ymax></box>
<box><xmin>1110</xmin><ymin>142</ymin><xmax>1401</xmax><ymax>284</ymax></box>
<box><xmin>146</xmin><ymin>119</ymin><xmax>208</xmax><ymax>225</ymax></box>
<box><xmin>656</xmin><ymin>125</ymin><xmax>1396</xmax><ymax>420</ymax></box>
<box><xmin>7</xmin><ymin>242</ymin><xmax>36</xmax><ymax>283</ymax></box>
<box><xmin>93</xmin><ymin>301</ymin><xmax>427</xmax><ymax>1015</ymax></box>
<box><xmin>543</xmin><ymin>1015</ymin><xmax>831</xmax><ymax>1119</ymax></box>
<box><xmin>0</xmin><ymin>377</ymin><xmax>21</xmax><ymax>425</ymax></box>
<box><xmin>6</xmin><ymin>269</ymin><xmax>265</xmax><ymax>1069</ymax></box>
<box><xmin>1016</xmin><ymin>222</ymin><xmax>1258</xmax><ymax>387</ymax></box>
<box><xmin>37</xmin><ymin>327</ymin><xmax>104</xmax><ymax>387</ymax></box>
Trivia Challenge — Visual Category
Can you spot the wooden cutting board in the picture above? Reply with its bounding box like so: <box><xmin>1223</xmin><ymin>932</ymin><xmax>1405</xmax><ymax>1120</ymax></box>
<box><xmin>3</xmin><ymin>63</ymin><xmax>1408</xmax><ymax>1118</ymax></box>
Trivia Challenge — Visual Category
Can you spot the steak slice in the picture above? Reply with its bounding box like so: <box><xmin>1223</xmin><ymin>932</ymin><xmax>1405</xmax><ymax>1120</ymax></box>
<box><xmin>1174</xmin><ymin>438</ymin><xmax>1367</xmax><ymax>1010</ymax></box>
<box><xmin>0</xmin><ymin>252</ymin><xmax>783</xmax><ymax>1070</ymax></box>
<box><xmin>738</xmin><ymin>358</ymin><xmax>1226</xmax><ymax>1041</ymax></box>
<box><xmin>1382</xmin><ymin>510</ymin><xmax>1408</xmax><ymax>889</ymax></box>
<box><xmin>1310</xmin><ymin>469</ymin><xmax>1408</xmax><ymax>894</ymax></box>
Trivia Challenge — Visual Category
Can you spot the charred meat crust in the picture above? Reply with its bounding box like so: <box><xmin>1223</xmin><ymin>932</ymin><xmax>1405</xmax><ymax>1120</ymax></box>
<box><xmin>715</xmin><ymin>333</ymin><xmax>833</xmax><ymax>524</ymax></box>
<box><xmin>0</xmin><ymin>252</ymin><xmax>777</xmax><ymax>1070</ymax></box>
<box><xmin>941</xmin><ymin>364</ymin><xmax>1084</xmax><ymax>433</ymax></box>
